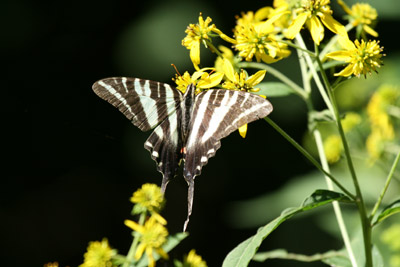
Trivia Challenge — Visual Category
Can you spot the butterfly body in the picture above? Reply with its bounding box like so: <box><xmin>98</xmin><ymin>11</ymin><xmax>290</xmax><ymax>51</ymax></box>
<box><xmin>93</xmin><ymin>77</ymin><xmax>273</xmax><ymax>230</ymax></box>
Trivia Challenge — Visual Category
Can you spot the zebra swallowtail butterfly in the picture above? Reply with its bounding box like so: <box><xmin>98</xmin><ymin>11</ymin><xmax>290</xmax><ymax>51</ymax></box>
<box><xmin>92</xmin><ymin>77</ymin><xmax>273</xmax><ymax>230</ymax></box>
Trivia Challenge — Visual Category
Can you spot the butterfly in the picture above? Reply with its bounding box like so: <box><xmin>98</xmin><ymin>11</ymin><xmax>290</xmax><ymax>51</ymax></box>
<box><xmin>92</xmin><ymin>77</ymin><xmax>273</xmax><ymax>230</ymax></box>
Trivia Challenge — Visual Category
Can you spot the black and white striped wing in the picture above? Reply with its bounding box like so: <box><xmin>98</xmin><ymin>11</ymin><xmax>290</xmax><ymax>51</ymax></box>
<box><xmin>184</xmin><ymin>89</ymin><xmax>273</xmax><ymax>180</ymax></box>
<box><xmin>92</xmin><ymin>77</ymin><xmax>184</xmax><ymax>191</ymax></box>
<box><xmin>92</xmin><ymin>77</ymin><xmax>182</xmax><ymax>131</ymax></box>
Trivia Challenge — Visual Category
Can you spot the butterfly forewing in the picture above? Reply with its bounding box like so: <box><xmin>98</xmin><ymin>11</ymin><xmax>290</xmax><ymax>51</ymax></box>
<box><xmin>92</xmin><ymin>77</ymin><xmax>183</xmax><ymax>131</ymax></box>
<box><xmin>92</xmin><ymin>77</ymin><xmax>184</xmax><ymax>191</ymax></box>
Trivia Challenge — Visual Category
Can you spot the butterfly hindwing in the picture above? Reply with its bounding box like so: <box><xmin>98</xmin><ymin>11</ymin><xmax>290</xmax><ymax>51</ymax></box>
<box><xmin>184</xmin><ymin>89</ymin><xmax>273</xmax><ymax>180</ymax></box>
<box><xmin>144</xmin><ymin>100</ymin><xmax>183</xmax><ymax>192</ymax></box>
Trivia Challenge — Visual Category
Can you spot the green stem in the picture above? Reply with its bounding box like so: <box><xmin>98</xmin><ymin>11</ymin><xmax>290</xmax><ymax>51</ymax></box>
<box><xmin>123</xmin><ymin>213</ymin><xmax>146</xmax><ymax>267</ymax></box>
<box><xmin>315</xmin><ymin>50</ymin><xmax>372</xmax><ymax>267</ymax></box>
<box><xmin>237</xmin><ymin>61</ymin><xmax>308</xmax><ymax>100</ymax></box>
<box><xmin>295</xmin><ymin>35</ymin><xmax>335</xmax><ymax>115</ymax></box>
<box><xmin>264</xmin><ymin>117</ymin><xmax>355</xmax><ymax>200</ymax></box>
<box><xmin>297</xmin><ymin>44</ymin><xmax>357</xmax><ymax>265</ymax></box>
<box><xmin>370</xmin><ymin>150</ymin><xmax>400</xmax><ymax>221</ymax></box>
<box><xmin>313</xmin><ymin>130</ymin><xmax>358</xmax><ymax>266</ymax></box>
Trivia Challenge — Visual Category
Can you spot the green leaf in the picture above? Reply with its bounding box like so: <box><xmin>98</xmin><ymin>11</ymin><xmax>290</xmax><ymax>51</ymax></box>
<box><xmin>256</xmin><ymin>82</ymin><xmax>295</xmax><ymax>97</ymax></box>
<box><xmin>136</xmin><ymin>232</ymin><xmax>188</xmax><ymax>267</ymax></box>
<box><xmin>253</xmin><ymin>249</ymin><xmax>347</xmax><ymax>262</ymax></box>
<box><xmin>222</xmin><ymin>190</ymin><xmax>351</xmax><ymax>267</ymax></box>
<box><xmin>372</xmin><ymin>199</ymin><xmax>400</xmax><ymax>226</ymax></box>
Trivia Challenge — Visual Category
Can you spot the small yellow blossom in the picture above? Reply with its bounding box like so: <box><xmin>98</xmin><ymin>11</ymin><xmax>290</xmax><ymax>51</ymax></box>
<box><xmin>233</xmin><ymin>11</ymin><xmax>291</xmax><ymax>63</ymax></box>
<box><xmin>286</xmin><ymin>0</ymin><xmax>346</xmax><ymax>45</ymax></box>
<box><xmin>131</xmin><ymin>183</ymin><xmax>165</xmax><ymax>214</ymax></box>
<box><xmin>366</xmin><ymin>84</ymin><xmax>399</xmax><ymax>161</ymax></box>
<box><xmin>324</xmin><ymin>135</ymin><xmax>342</xmax><ymax>163</ymax></box>
<box><xmin>183</xmin><ymin>249</ymin><xmax>208</xmax><ymax>267</ymax></box>
<box><xmin>366</xmin><ymin>129</ymin><xmax>387</xmax><ymax>162</ymax></box>
<box><xmin>325</xmin><ymin>35</ymin><xmax>384</xmax><ymax>77</ymax></box>
<box><xmin>80</xmin><ymin>238</ymin><xmax>116</xmax><ymax>267</ymax></box>
<box><xmin>367</xmin><ymin>84</ymin><xmax>398</xmax><ymax>139</ymax></box>
<box><xmin>221</xmin><ymin>58</ymin><xmax>266</xmax><ymax>92</ymax></box>
<box><xmin>341</xmin><ymin>112</ymin><xmax>361</xmax><ymax>133</ymax></box>
<box><xmin>182</xmin><ymin>14</ymin><xmax>235</xmax><ymax>70</ymax></box>
<box><xmin>174</xmin><ymin>68</ymin><xmax>224</xmax><ymax>94</ymax></box>
<box><xmin>125</xmin><ymin>216</ymin><xmax>169</xmax><ymax>267</ymax></box>
<box><xmin>338</xmin><ymin>0</ymin><xmax>378</xmax><ymax>37</ymax></box>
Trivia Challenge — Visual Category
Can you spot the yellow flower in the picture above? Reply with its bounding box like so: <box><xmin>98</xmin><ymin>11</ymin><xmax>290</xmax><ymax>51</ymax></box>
<box><xmin>131</xmin><ymin>183</ymin><xmax>165</xmax><ymax>214</ymax></box>
<box><xmin>323</xmin><ymin>135</ymin><xmax>342</xmax><ymax>163</ymax></box>
<box><xmin>341</xmin><ymin>112</ymin><xmax>361</xmax><ymax>133</ymax></box>
<box><xmin>366</xmin><ymin>84</ymin><xmax>399</xmax><ymax>161</ymax></box>
<box><xmin>80</xmin><ymin>238</ymin><xmax>116</xmax><ymax>267</ymax></box>
<box><xmin>338</xmin><ymin>0</ymin><xmax>378</xmax><ymax>37</ymax></box>
<box><xmin>221</xmin><ymin>58</ymin><xmax>266</xmax><ymax>92</ymax></box>
<box><xmin>182</xmin><ymin>14</ymin><xmax>235</xmax><ymax>70</ymax></box>
<box><xmin>367</xmin><ymin>84</ymin><xmax>398</xmax><ymax>139</ymax></box>
<box><xmin>233</xmin><ymin>11</ymin><xmax>291</xmax><ymax>63</ymax></box>
<box><xmin>286</xmin><ymin>0</ymin><xmax>346</xmax><ymax>45</ymax></box>
<box><xmin>125</xmin><ymin>216</ymin><xmax>169</xmax><ymax>267</ymax></box>
<box><xmin>183</xmin><ymin>249</ymin><xmax>208</xmax><ymax>267</ymax></box>
<box><xmin>174</xmin><ymin>68</ymin><xmax>224</xmax><ymax>94</ymax></box>
<box><xmin>366</xmin><ymin>129</ymin><xmax>387</xmax><ymax>161</ymax></box>
<box><xmin>325</xmin><ymin>35</ymin><xmax>384</xmax><ymax>77</ymax></box>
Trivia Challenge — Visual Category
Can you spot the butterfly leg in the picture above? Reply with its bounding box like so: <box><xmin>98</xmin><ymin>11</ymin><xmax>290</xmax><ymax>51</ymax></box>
<box><xmin>183</xmin><ymin>178</ymin><xmax>194</xmax><ymax>232</ymax></box>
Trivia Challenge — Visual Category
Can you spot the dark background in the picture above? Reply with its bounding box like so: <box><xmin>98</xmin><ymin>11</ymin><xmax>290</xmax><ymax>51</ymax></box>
<box><xmin>2</xmin><ymin>0</ymin><xmax>399</xmax><ymax>266</ymax></box>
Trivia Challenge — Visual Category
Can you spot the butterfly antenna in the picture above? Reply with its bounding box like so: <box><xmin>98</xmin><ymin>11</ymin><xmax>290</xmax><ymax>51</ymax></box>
<box><xmin>183</xmin><ymin>179</ymin><xmax>195</xmax><ymax>232</ymax></box>
<box><xmin>171</xmin><ymin>64</ymin><xmax>182</xmax><ymax>77</ymax></box>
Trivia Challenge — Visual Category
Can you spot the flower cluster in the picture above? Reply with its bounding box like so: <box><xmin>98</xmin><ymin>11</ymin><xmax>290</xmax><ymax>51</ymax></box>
<box><xmin>366</xmin><ymin>84</ymin><xmax>400</xmax><ymax>161</ymax></box>
<box><xmin>77</xmin><ymin>184</ymin><xmax>208</xmax><ymax>267</ymax></box>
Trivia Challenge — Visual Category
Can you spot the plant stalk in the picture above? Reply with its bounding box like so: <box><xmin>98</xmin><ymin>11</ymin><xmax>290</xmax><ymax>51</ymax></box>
<box><xmin>315</xmin><ymin>52</ymin><xmax>373</xmax><ymax>267</ymax></box>
<box><xmin>370</xmin><ymin>150</ymin><xmax>400</xmax><ymax>221</ymax></box>
<box><xmin>264</xmin><ymin>117</ymin><xmax>355</xmax><ymax>200</ymax></box>
<box><xmin>123</xmin><ymin>213</ymin><xmax>146</xmax><ymax>267</ymax></box>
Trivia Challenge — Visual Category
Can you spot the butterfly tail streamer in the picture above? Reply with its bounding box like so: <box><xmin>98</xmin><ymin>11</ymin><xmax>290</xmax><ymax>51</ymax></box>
<box><xmin>183</xmin><ymin>178</ymin><xmax>195</xmax><ymax>232</ymax></box>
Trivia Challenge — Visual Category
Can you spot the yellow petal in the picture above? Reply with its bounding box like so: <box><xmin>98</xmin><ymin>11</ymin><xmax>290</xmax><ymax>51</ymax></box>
<box><xmin>337</xmin><ymin>0</ymin><xmax>352</xmax><ymax>15</ymax></box>
<box><xmin>125</xmin><ymin>219</ymin><xmax>144</xmax><ymax>233</ymax></box>
<box><xmin>197</xmin><ymin>72</ymin><xmax>224</xmax><ymax>88</ymax></box>
<box><xmin>308</xmin><ymin>16</ymin><xmax>324</xmax><ymax>45</ymax></box>
<box><xmin>156</xmin><ymin>248</ymin><xmax>169</xmax><ymax>260</ymax></box>
<box><xmin>363</xmin><ymin>25</ymin><xmax>378</xmax><ymax>37</ymax></box>
<box><xmin>255</xmin><ymin>6</ymin><xmax>272</xmax><ymax>21</ymax></box>
<box><xmin>223</xmin><ymin>58</ymin><xmax>237</xmax><ymax>83</ymax></box>
<box><xmin>337</xmin><ymin>34</ymin><xmax>356</xmax><ymax>50</ymax></box>
<box><xmin>286</xmin><ymin>12</ymin><xmax>309</xmax><ymax>39</ymax></box>
<box><xmin>146</xmin><ymin>247</ymin><xmax>155</xmax><ymax>267</ymax></box>
<box><xmin>135</xmin><ymin>243</ymin><xmax>146</xmax><ymax>260</ymax></box>
<box><xmin>239</xmin><ymin>124</ymin><xmax>248</xmax><ymax>138</ymax></box>
<box><xmin>190</xmin><ymin>40</ymin><xmax>201</xmax><ymax>70</ymax></box>
<box><xmin>246</xmin><ymin>70</ymin><xmax>266</xmax><ymax>87</ymax></box>
<box><xmin>325</xmin><ymin>50</ymin><xmax>353</xmax><ymax>62</ymax></box>
<box><xmin>320</xmin><ymin>13</ymin><xmax>346</xmax><ymax>36</ymax></box>
<box><xmin>334</xmin><ymin>64</ymin><xmax>355</xmax><ymax>77</ymax></box>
